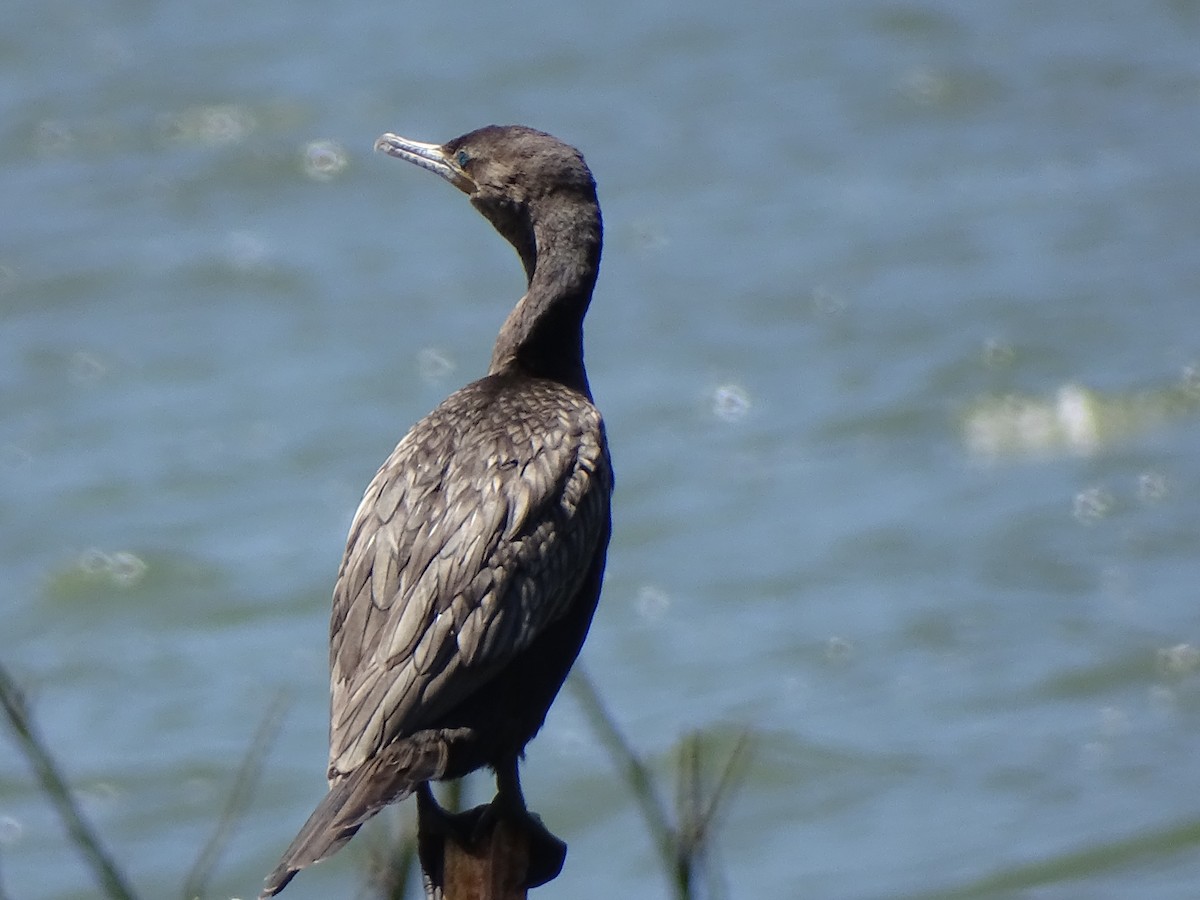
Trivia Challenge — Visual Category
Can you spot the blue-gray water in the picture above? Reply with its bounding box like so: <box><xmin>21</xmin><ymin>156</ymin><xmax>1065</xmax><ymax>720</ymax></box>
<box><xmin>4</xmin><ymin>0</ymin><xmax>1200</xmax><ymax>897</ymax></box>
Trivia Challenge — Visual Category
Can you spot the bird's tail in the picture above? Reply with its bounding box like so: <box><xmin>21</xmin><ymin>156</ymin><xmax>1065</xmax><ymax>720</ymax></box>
<box><xmin>259</xmin><ymin>735</ymin><xmax>456</xmax><ymax>897</ymax></box>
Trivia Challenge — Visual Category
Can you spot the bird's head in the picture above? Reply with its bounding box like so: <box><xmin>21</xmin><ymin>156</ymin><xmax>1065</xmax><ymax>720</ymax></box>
<box><xmin>374</xmin><ymin>125</ymin><xmax>599</xmax><ymax>277</ymax></box>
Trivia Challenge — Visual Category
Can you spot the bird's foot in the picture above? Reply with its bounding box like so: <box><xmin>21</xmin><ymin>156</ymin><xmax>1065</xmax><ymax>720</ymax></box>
<box><xmin>415</xmin><ymin>782</ymin><xmax>566</xmax><ymax>892</ymax></box>
<box><xmin>509</xmin><ymin>806</ymin><xmax>567</xmax><ymax>888</ymax></box>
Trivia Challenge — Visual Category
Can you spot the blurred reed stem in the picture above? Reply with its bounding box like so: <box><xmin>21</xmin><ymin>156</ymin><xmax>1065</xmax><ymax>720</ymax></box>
<box><xmin>183</xmin><ymin>693</ymin><xmax>289</xmax><ymax>899</ymax></box>
<box><xmin>0</xmin><ymin>660</ymin><xmax>139</xmax><ymax>900</ymax></box>
<box><xmin>570</xmin><ymin>667</ymin><xmax>750</xmax><ymax>900</ymax></box>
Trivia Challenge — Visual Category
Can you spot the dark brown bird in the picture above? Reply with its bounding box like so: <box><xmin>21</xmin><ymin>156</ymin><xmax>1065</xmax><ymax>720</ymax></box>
<box><xmin>260</xmin><ymin>125</ymin><xmax>612</xmax><ymax>896</ymax></box>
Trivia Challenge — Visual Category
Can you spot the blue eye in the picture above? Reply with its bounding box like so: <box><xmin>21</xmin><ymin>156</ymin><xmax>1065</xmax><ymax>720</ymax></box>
<box><xmin>456</xmin><ymin>149</ymin><xmax>470</xmax><ymax>167</ymax></box>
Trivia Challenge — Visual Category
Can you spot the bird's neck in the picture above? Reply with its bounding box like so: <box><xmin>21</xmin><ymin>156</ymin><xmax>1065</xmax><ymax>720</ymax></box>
<box><xmin>488</xmin><ymin>199</ymin><xmax>602</xmax><ymax>397</ymax></box>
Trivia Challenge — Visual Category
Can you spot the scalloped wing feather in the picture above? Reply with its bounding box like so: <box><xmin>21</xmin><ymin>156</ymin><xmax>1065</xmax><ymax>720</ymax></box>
<box><xmin>327</xmin><ymin>376</ymin><xmax>610</xmax><ymax>778</ymax></box>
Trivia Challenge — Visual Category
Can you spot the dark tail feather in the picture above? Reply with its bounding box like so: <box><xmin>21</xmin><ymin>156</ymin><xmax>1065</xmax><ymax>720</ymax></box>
<box><xmin>259</xmin><ymin>734</ymin><xmax>458</xmax><ymax>897</ymax></box>
<box><xmin>259</xmin><ymin>768</ymin><xmax>402</xmax><ymax>897</ymax></box>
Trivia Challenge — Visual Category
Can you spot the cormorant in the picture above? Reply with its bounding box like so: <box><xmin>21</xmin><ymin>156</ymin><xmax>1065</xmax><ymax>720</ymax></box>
<box><xmin>259</xmin><ymin>125</ymin><xmax>612</xmax><ymax>896</ymax></box>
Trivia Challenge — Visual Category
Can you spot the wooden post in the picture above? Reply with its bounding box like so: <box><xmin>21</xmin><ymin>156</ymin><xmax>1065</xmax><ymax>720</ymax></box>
<box><xmin>416</xmin><ymin>784</ymin><xmax>567</xmax><ymax>900</ymax></box>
